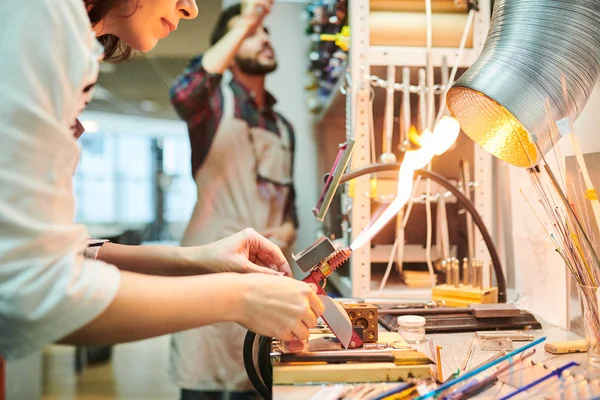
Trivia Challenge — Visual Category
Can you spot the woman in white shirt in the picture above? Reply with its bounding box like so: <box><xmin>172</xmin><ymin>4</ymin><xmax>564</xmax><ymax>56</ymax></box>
<box><xmin>0</xmin><ymin>0</ymin><xmax>322</xmax><ymax>362</ymax></box>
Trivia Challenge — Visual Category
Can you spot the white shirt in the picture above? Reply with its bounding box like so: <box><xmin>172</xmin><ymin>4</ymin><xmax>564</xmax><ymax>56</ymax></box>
<box><xmin>0</xmin><ymin>0</ymin><xmax>120</xmax><ymax>360</ymax></box>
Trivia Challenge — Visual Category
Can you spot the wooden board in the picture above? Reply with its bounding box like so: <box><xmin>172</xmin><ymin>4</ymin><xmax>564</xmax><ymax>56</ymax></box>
<box><xmin>469</xmin><ymin>304</ymin><xmax>521</xmax><ymax>318</ymax></box>
<box><xmin>370</xmin><ymin>0</ymin><xmax>468</xmax><ymax>13</ymax></box>
<box><xmin>370</xmin><ymin>12</ymin><xmax>474</xmax><ymax>48</ymax></box>
<box><xmin>306</xmin><ymin>331</ymin><xmax>409</xmax><ymax>348</ymax></box>
<box><xmin>273</xmin><ymin>331</ymin><xmax>432</xmax><ymax>384</ymax></box>
<box><xmin>432</xmin><ymin>285</ymin><xmax>498</xmax><ymax>307</ymax></box>
<box><xmin>273</xmin><ymin>362</ymin><xmax>431</xmax><ymax>384</ymax></box>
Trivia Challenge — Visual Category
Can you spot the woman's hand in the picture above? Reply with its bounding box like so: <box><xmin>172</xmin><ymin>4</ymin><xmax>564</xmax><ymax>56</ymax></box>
<box><xmin>185</xmin><ymin>228</ymin><xmax>293</xmax><ymax>276</ymax></box>
<box><xmin>235</xmin><ymin>274</ymin><xmax>325</xmax><ymax>340</ymax></box>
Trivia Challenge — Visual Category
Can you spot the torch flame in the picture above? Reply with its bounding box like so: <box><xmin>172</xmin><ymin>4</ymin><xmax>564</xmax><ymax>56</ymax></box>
<box><xmin>350</xmin><ymin>117</ymin><xmax>460</xmax><ymax>250</ymax></box>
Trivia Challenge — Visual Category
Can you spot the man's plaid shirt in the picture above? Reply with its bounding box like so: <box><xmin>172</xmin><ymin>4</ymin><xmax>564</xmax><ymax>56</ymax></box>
<box><xmin>170</xmin><ymin>55</ymin><xmax>298</xmax><ymax>226</ymax></box>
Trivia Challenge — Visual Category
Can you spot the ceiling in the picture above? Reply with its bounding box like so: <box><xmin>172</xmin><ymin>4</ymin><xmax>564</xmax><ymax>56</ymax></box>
<box><xmin>88</xmin><ymin>0</ymin><xmax>222</xmax><ymax>120</ymax></box>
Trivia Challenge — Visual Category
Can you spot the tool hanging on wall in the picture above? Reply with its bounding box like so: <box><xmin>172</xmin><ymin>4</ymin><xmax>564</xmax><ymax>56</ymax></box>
<box><xmin>418</xmin><ymin>69</ymin><xmax>427</xmax><ymax>134</ymax></box>
<box><xmin>436</xmin><ymin>191</ymin><xmax>451</xmax><ymax>262</ymax></box>
<box><xmin>423</xmin><ymin>0</ymin><xmax>439</xmax><ymax>292</ymax></box>
<box><xmin>381</xmin><ymin>65</ymin><xmax>397</xmax><ymax>164</ymax></box>
<box><xmin>438</xmin><ymin>56</ymin><xmax>449</xmax><ymax>114</ymax></box>
<box><xmin>399</xmin><ymin>66</ymin><xmax>411</xmax><ymax>152</ymax></box>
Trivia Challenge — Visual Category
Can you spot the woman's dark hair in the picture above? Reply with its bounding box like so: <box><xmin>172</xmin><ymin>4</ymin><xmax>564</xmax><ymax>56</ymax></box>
<box><xmin>210</xmin><ymin>4</ymin><xmax>242</xmax><ymax>46</ymax></box>
<box><xmin>86</xmin><ymin>0</ymin><xmax>136</xmax><ymax>62</ymax></box>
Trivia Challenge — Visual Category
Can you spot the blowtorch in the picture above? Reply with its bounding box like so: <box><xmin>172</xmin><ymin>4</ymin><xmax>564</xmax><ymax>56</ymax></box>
<box><xmin>293</xmin><ymin>236</ymin><xmax>363</xmax><ymax>349</ymax></box>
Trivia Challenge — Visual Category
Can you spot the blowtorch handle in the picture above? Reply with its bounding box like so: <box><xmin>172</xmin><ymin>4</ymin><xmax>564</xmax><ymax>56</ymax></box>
<box><xmin>303</xmin><ymin>270</ymin><xmax>327</xmax><ymax>295</ymax></box>
<box><xmin>302</xmin><ymin>270</ymin><xmax>363</xmax><ymax>349</ymax></box>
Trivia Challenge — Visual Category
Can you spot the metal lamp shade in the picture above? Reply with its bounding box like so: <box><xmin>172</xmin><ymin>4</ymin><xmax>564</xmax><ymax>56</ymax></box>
<box><xmin>447</xmin><ymin>0</ymin><xmax>600</xmax><ymax>168</ymax></box>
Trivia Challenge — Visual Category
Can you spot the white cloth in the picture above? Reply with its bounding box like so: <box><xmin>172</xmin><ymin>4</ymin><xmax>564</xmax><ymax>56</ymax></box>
<box><xmin>170</xmin><ymin>80</ymin><xmax>293</xmax><ymax>391</ymax></box>
<box><xmin>0</xmin><ymin>0</ymin><xmax>120</xmax><ymax>361</ymax></box>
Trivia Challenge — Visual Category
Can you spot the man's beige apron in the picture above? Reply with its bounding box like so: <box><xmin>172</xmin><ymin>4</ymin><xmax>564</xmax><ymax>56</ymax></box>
<box><xmin>170</xmin><ymin>79</ymin><xmax>292</xmax><ymax>391</ymax></box>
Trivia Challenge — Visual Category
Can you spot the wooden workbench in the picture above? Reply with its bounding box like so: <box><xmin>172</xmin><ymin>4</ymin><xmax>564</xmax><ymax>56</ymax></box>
<box><xmin>273</xmin><ymin>332</ymin><xmax>432</xmax><ymax>385</ymax></box>
<box><xmin>273</xmin><ymin>322</ymin><xmax>591</xmax><ymax>399</ymax></box>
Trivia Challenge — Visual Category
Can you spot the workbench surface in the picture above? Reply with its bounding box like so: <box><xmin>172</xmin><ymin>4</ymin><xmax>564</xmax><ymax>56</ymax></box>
<box><xmin>273</xmin><ymin>322</ymin><xmax>592</xmax><ymax>399</ymax></box>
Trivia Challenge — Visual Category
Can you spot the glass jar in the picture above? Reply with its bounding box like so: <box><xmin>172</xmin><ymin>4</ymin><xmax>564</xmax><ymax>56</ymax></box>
<box><xmin>397</xmin><ymin>315</ymin><xmax>426</xmax><ymax>344</ymax></box>
<box><xmin>578</xmin><ymin>284</ymin><xmax>600</xmax><ymax>366</ymax></box>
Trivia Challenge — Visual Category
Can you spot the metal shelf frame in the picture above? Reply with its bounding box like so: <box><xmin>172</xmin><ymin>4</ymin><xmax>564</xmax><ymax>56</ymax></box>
<box><xmin>342</xmin><ymin>0</ymin><xmax>494</xmax><ymax>298</ymax></box>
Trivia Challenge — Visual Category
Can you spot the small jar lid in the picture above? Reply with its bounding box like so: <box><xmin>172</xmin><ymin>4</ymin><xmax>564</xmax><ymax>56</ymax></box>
<box><xmin>397</xmin><ymin>315</ymin><xmax>426</xmax><ymax>328</ymax></box>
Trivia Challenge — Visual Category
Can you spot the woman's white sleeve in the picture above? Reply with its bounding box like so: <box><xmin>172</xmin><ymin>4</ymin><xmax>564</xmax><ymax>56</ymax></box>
<box><xmin>0</xmin><ymin>0</ymin><xmax>120</xmax><ymax>360</ymax></box>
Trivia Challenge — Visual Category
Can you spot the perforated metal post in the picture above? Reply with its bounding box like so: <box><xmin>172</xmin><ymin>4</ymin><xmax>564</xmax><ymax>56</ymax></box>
<box><xmin>349</xmin><ymin>0</ymin><xmax>372</xmax><ymax>297</ymax></box>
<box><xmin>474</xmin><ymin>147</ymin><xmax>494</xmax><ymax>288</ymax></box>
<box><xmin>345</xmin><ymin>0</ymin><xmax>493</xmax><ymax>297</ymax></box>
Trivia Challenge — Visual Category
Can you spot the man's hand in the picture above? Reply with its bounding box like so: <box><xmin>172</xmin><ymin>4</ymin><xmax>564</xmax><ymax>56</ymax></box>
<box><xmin>235</xmin><ymin>274</ymin><xmax>325</xmax><ymax>340</ymax></box>
<box><xmin>239</xmin><ymin>0</ymin><xmax>274</xmax><ymax>34</ymax></box>
<box><xmin>184</xmin><ymin>228</ymin><xmax>293</xmax><ymax>276</ymax></box>
<box><xmin>202</xmin><ymin>0</ymin><xmax>273</xmax><ymax>74</ymax></box>
<box><xmin>261</xmin><ymin>221</ymin><xmax>296</xmax><ymax>250</ymax></box>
